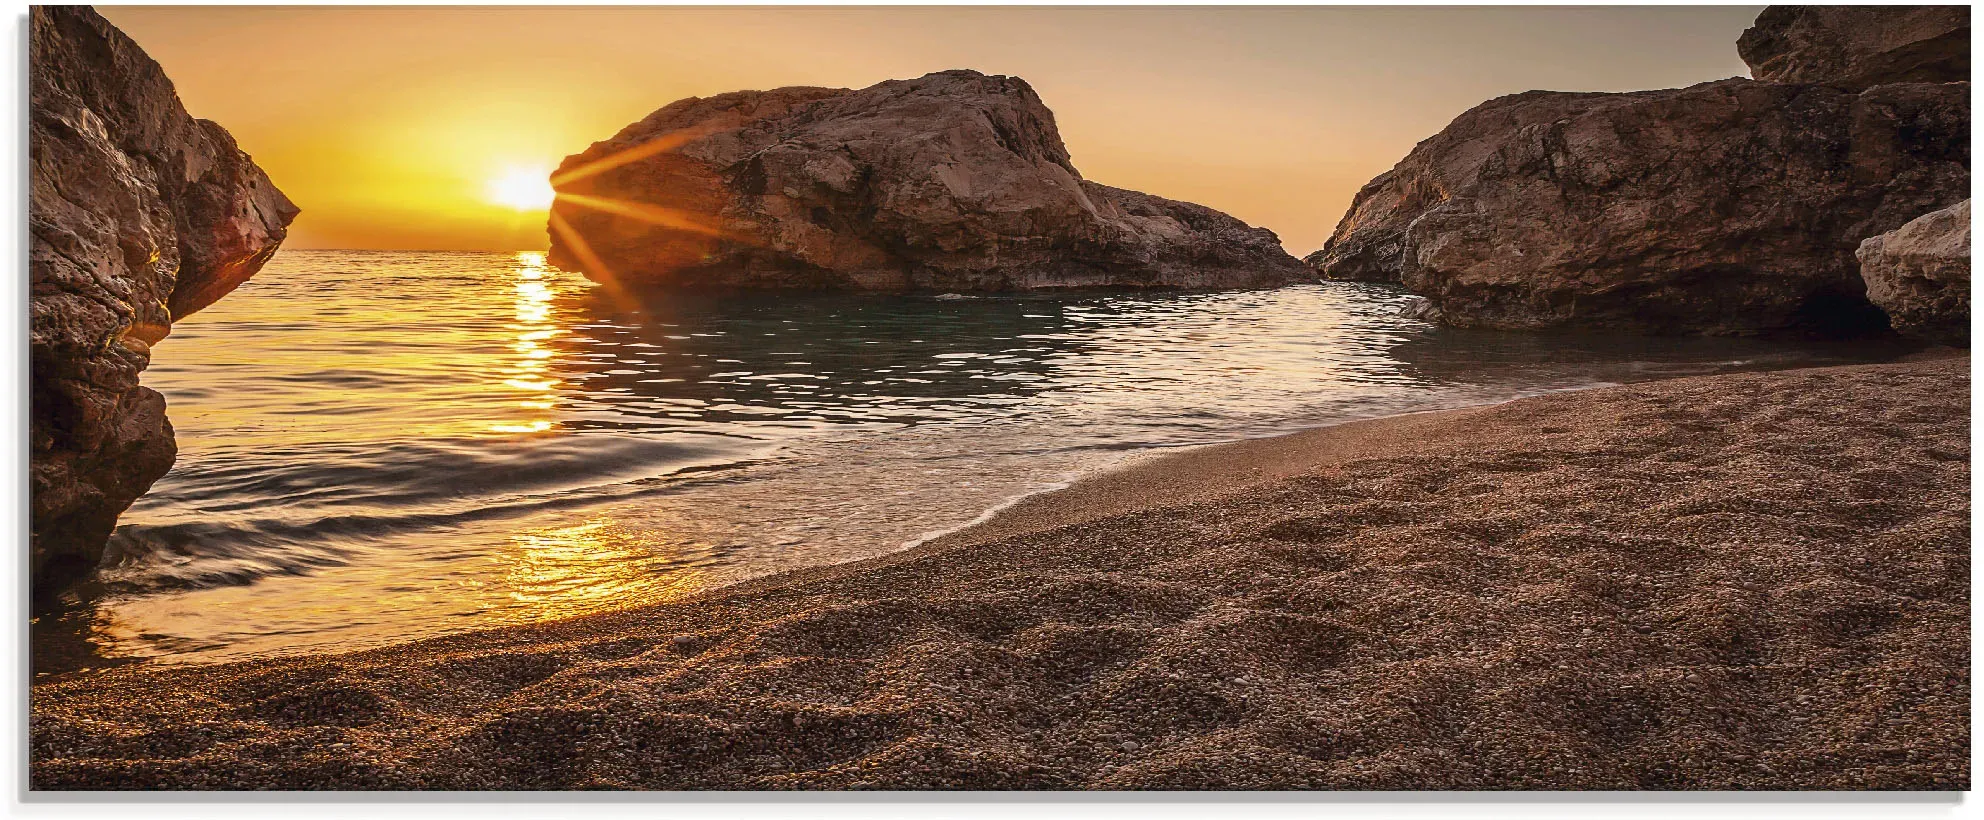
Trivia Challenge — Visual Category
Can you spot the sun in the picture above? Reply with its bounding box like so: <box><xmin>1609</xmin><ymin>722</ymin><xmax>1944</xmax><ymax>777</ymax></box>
<box><xmin>487</xmin><ymin>166</ymin><xmax>556</xmax><ymax>211</ymax></box>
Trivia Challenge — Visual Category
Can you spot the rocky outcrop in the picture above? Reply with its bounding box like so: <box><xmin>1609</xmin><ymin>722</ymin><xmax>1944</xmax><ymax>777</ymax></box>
<box><xmin>1739</xmin><ymin>5</ymin><xmax>1970</xmax><ymax>90</ymax></box>
<box><xmin>1300</xmin><ymin>172</ymin><xmax>1413</xmax><ymax>283</ymax></box>
<box><xmin>1308</xmin><ymin>77</ymin><xmax>1968</xmax><ymax>334</ymax></box>
<box><xmin>548</xmin><ymin>70</ymin><xmax>1305</xmax><ymax>290</ymax></box>
<box><xmin>1858</xmin><ymin>199</ymin><xmax>1970</xmax><ymax>346</ymax></box>
<box><xmin>30</xmin><ymin>7</ymin><xmax>297</xmax><ymax>591</ymax></box>
<box><xmin>1309</xmin><ymin>5</ymin><xmax>1972</xmax><ymax>336</ymax></box>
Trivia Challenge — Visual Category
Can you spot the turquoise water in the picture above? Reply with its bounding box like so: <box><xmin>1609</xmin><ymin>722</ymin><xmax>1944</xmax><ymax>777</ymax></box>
<box><xmin>31</xmin><ymin>250</ymin><xmax>1914</xmax><ymax>673</ymax></box>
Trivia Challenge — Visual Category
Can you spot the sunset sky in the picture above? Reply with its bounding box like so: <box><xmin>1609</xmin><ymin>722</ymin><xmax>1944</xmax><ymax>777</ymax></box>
<box><xmin>101</xmin><ymin>5</ymin><xmax>1763</xmax><ymax>254</ymax></box>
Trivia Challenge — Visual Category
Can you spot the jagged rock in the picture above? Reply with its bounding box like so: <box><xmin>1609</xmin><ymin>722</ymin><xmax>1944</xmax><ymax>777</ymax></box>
<box><xmin>1301</xmin><ymin>176</ymin><xmax>1410</xmax><ymax>283</ymax></box>
<box><xmin>1858</xmin><ymin>199</ymin><xmax>1970</xmax><ymax>346</ymax></box>
<box><xmin>1309</xmin><ymin>78</ymin><xmax>1968</xmax><ymax>335</ymax></box>
<box><xmin>1739</xmin><ymin>5</ymin><xmax>1970</xmax><ymax>90</ymax></box>
<box><xmin>1397</xmin><ymin>296</ymin><xmax>1442</xmax><ymax>323</ymax></box>
<box><xmin>30</xmin><ymin>7</ymin><xmax>297</xmax><ymax>591</ymax></box>
<box><xmin>548</xmin><ymin>70</ymin><xmax>1305</xmax><ymax>290</ymax></box>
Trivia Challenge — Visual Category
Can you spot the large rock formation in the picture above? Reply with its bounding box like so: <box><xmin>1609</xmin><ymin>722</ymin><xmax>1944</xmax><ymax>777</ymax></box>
<box><xmin>1739</xmin><ymin>5</ymin><xmax>1970</xmax><ymax>90</ymax></box>
<box><xmin>1308</xmin><ymin>78</ymin><xmax>1967</xmax><ymax>334</ymax></box>
<box><xmin>1308</xmin><ymin>4</ymin><xmax>1972</xmax><ymax>336</ymax></box>
<box><xmin>30</xmin><ymin>7</ymin><xmax>297</xmax><ymax>591</ymax></box>
<box><xmin>1858</xmin><ymin>199</ymin><xmax>1970</xmax><ymax>346</ymax></box>
<box><xmin>548</xmin><ymin>70</ymin><xmax>1305</xmax><ymax>290</ymax></box>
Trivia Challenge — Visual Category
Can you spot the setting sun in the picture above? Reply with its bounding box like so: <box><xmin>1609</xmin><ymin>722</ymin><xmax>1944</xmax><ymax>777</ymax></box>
<box><xmin>487</xmin><ymin>166</ymin><xmax>556</xmax><ymax>211</ymax></box>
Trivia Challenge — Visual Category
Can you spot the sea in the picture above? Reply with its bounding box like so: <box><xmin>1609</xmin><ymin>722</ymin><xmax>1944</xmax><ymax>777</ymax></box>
<box><xmin>30</xmin><ymin>249</ymin><xmax>1915</xmax><ymax>673</ymax></box>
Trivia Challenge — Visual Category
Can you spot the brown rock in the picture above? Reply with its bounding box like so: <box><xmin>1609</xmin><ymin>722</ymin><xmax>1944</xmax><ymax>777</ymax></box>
<box><xmin>1858</xmin><ymin>199</ymin><xmax>1970</xmax><ymax>346</ymax></box>
<box><xmin>1309</xmin><ymin>78</ymin><xmax>1968</xmax><ymax>335</ymax></box>
<box><xmin>30</xmin><ymin>7</ymin><xmax>298</xmax><ymax>591</ymax></box>
<box><xmin>548</xmin><ymin>70</ymin><xmax>1305</xmax><ymax>291</ymax></box>
<box><xmin>1739</xmin><ymin>5</ymin><xmax>1970</xmax><ymax>90</ymax></box>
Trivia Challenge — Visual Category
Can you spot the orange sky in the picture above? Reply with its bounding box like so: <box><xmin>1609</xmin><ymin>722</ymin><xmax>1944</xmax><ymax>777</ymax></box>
<box><xmin>101</xmin><ymin>5</ymin><xmax>1762</xmax><ymax>254</ymax></box>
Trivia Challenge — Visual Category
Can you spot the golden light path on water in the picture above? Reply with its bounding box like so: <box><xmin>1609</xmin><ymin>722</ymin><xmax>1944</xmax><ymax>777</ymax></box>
<box><xmin>71</xmin><ymin>252</ymin><xmax>727</xmax><ymax>665</ymax></box>
<box><xmin>492</xmin><ymin>252</ymin><xmax>704</xmax><ymax>618</ymax></box>
<box><xmin>493</xmin><ymin>251</ymin><xmax>560</xmax><ymax>434</ymax></box>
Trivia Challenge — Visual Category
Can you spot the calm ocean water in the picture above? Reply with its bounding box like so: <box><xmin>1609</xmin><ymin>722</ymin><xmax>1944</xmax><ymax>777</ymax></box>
<box><xmin>32</xmin><ymin>250</ymin><xmax>1914</xmax><ymax>673</ymax></box>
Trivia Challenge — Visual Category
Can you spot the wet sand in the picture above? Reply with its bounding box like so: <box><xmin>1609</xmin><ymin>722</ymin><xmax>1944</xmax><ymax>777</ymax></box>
<box><xmin>30</xmin><ymin>356</ymin><xmax>1970</xmax><ymax>790</ymax></box>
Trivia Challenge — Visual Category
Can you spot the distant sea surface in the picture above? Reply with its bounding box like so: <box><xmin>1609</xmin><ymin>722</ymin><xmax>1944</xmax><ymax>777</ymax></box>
<box><xmin>32</xmin><ymin>250</ymin><xmax>1915</xmax><ymax>673</ymax></box>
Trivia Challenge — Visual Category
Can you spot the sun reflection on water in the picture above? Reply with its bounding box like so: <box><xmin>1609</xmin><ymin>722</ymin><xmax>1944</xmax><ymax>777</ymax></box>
<box><xmin>492</xmin><ymin>251</ymin><xmax>564</xmax><ymax>434</ymax></box>
<box><xmin>483</xmin><ymin>253</ymin><xmax>713</xmax><ymax>628</ymax></box>
<box><xmin>499</xmin><ymin>517</ymin><xmax>712</xmax><ymax>624</ymax></box>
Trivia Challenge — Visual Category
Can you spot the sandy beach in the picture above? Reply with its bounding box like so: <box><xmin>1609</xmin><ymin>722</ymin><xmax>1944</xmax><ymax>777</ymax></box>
<box><xmin>30</xmin><ymin>355</ymin><xmax>1969</xmax><ymax>790</ymax></box>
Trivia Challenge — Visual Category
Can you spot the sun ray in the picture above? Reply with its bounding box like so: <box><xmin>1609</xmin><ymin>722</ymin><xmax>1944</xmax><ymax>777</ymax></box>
<box><xmin>547</xmin><ymin>209</ymin><xmax>640</xmax><ymax>311</ymax></box>
<box><xmin>548</xmin><ymin>124</ymin><xmax>725</xmax><ymax>187</ymax></box>
<box><xmin>556</xmin><ymin>192</ymin><xmax>731</xmax><ymax>239</ymax></box>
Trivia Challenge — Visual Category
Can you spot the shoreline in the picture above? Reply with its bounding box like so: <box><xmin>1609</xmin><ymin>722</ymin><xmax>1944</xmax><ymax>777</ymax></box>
<box><xmin>704</xmin><ymin>399</ymin><xmax>1534</xmax><ymax>607</ymax></box>
<box><xmin>31</xmin><ymin>355</ymin><xmax>1970</xmax><ymax>789</ymax></box>
<box><xmin>714</xmin><ymin>350</ymin><xmax>1956</xmax><ymax>606</ymax></box>
<box><xmin>29</xmin><ymin>394</ymin><xmax>1544</xmax><ymax>678</ymax></box>
<box><xmin>33</xmin><ymin>382</ymin><xmax>1577</xmax><ymax>677</ymax></box>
